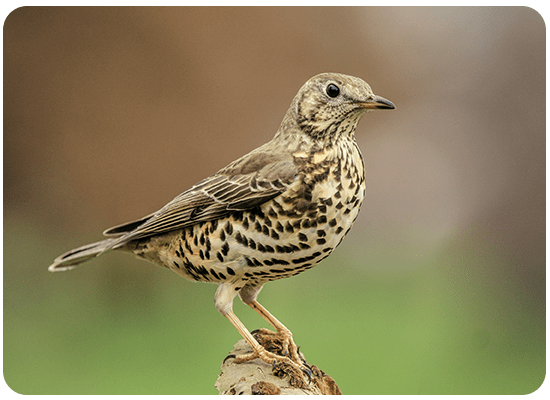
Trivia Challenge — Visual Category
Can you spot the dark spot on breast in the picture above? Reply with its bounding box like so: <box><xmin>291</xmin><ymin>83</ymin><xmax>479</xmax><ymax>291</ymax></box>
<box><xmin>298</xmin><ymin>233</ymin><xmax>308</xmax><ymax>242</ymax></box>
<box><xmin>224</xmin><ymin>221</ymin><xmax>233</xmax><ymax>236</ymax></box>
<box><xmin>235</xmin><ymin>232</ymin><xmax>244</xmax><ymax>245</ymax></box>
<box><xmin>226</xmin><ymin>267</ymin><xmax>235</xmax><ymax>275</ymax></box>
<box><xmin>329</xmin><ymin>218</ymin><xmax>337</xmax><ymax>227</ymax></box>
<box><xmin>252</xmin><ymin>258</ymin><xmax>263</xmax><ymax>267</ymax></box>
<box><xmin>347</xmin><ymin>195</ymin><xmax>358</xmax><ymax>205</ymax></box>
<box><xmin>270</xmin><ymin>258</ymin><xmax>290</xmax><ymax>265</ymax></box>
<box><xmin>221</xmin><ymin>242</ymin><xmax>230</xmax><ymax>256</ymax></box>
<box><xmin>217</xmin><ymin>252</ymin><xmax>224</xmax><ymax>262</ymax></box>
<box><xmin>317</xmin><ymin>238</ymin><xmax>326</xmax><ymax>245</ymax></box>
<box><xmin>292</xmin><ymin>251</ymin><xmax>321</xmax><ymax>264</ymax></box>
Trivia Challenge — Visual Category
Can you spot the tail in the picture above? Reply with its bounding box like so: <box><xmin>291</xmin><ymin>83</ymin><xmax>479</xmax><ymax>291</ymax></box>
<box><xmin>48</xmin><ymin>238</ymin><xmax>120</xmax><ymax>272</ymax></box>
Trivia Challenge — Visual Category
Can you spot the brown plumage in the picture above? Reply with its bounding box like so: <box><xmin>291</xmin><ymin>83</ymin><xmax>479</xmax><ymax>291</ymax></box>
<box><xmin>49</xmin><ymin>72</ymin><xmax>394</xmax><ymax>384</ymax></box>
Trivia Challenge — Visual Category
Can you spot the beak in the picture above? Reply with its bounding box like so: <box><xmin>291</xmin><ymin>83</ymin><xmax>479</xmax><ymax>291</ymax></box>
<box><xmin>359</xmin><ymin>95</ymin><xmax>395</xmax><ymax>110</ymax></box>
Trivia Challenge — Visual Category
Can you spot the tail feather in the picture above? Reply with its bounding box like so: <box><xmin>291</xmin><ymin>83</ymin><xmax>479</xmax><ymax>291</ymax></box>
<box><xmin>48</xmin><ymin>238</ymin><xmax>119</xmax><ymax>272</ymax></box>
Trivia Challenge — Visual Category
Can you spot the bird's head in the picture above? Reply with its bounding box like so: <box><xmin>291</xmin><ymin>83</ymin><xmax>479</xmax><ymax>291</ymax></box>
<box><xmin>284</xmin><ymin>72</ymin><xmax>395</xmax><ymax>143</ymax></box>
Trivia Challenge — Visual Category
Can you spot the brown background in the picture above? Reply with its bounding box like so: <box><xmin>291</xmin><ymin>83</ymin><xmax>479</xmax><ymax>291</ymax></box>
<box><xmin>3</xmin><ymin>7</ymin><xmax>545</xmax><ymax>395</ymax></box>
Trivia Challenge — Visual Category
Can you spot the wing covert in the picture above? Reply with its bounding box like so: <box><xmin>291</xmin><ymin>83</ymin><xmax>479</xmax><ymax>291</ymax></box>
<box><xmin>103</xmin><ymin>154</ymin><xmax>299</xmax><ymax>249</ymax></box>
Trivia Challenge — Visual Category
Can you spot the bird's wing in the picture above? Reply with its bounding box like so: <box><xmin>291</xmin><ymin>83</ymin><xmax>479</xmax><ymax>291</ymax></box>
<box><xmin>102</xmin><ymin>147</ymin><xmax>299</xmax><ymax>248</ymax></box>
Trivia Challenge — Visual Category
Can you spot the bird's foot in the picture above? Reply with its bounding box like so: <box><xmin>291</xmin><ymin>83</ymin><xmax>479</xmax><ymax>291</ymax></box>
<box><xmin>251</xmin><ymin>327</ymin><xmax>304</xmax><ymax>364</ymax></box>
<box><xmin>229</xmin><ymin>329</ymin><xmax>311</xmax><ymax>388</ymax></box>
<box><xmin>231</xmin><ymin>345</ymin><xmax>310</xmax><ymax>389</ymax></box>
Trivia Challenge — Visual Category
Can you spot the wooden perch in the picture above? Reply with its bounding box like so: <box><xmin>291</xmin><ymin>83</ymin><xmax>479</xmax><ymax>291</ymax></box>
<box><xmin>215</xmin><ymin>333</ymin><xmax>342</xmax><ymax>395</ymax></box>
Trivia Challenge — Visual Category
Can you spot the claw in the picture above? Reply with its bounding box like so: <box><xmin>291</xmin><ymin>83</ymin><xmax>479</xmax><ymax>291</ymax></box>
<box><xmin>302</xmin><ymin>366</ymin><xmax>313</xmax><ymax>382</ymax></box>
<box><xmin>223</xmin><ymin>354</ymin><xmax>236</xmax><ymax>364</ymax></box>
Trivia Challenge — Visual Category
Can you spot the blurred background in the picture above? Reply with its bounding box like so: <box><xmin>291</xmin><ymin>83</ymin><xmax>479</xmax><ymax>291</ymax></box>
<box><xmin>3</xmin><ymin>7</ymin><xmax>545</xmax><ymax>395</ymax></box>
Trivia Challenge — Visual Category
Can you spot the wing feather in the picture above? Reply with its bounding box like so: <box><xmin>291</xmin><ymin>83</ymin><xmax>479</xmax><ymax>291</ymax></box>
<box><xmin>102</xmin><ymin>147</ymin><xmax>299</xmax><ymax>249</ymax></box>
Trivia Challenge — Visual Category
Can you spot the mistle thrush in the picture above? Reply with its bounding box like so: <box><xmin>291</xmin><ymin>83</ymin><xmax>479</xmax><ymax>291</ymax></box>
<box><xmin>49</xmin><ymin>72</ymin><xmax>395</xmax><ymax>380</ymax></box>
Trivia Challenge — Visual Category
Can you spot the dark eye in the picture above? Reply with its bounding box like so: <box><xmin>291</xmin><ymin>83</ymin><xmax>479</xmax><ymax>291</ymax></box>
<box><xmin>326</xmin><ymin>83</ymin><xmax>340</xmax><ymax>98</ymax></box>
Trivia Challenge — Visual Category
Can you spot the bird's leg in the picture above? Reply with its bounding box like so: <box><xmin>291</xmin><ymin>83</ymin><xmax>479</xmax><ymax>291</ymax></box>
<box><xmin>246</xmin><ymin>300</ymin><xmax>302</xmax><ymax>365</ymax></box>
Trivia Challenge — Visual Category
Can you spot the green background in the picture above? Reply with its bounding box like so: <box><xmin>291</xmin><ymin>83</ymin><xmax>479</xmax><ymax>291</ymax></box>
<box><xmin>3</xmin><ymin>7</ymin><xmax>545</xmax><ymax>395</ymax></box>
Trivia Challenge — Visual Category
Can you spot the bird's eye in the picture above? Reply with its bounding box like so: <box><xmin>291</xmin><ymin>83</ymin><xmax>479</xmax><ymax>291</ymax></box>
<box><xmin>326</xmin><ymin>83</ymin><xmax>340</xmax><ymax>98</ymax></box>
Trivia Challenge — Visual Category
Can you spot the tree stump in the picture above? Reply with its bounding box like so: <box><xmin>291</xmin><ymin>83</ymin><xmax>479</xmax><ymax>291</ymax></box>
<box><xmin>215</xmin><ymin>333</ymin><xmax>342</xmax><ymax>395</ymax></box>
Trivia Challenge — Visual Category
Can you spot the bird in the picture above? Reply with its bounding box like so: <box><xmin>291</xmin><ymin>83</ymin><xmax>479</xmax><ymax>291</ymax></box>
<box><xmin>49</xmin><ymin>72</ymin><xmax>395</xmax><ymax>381</ymax></box>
